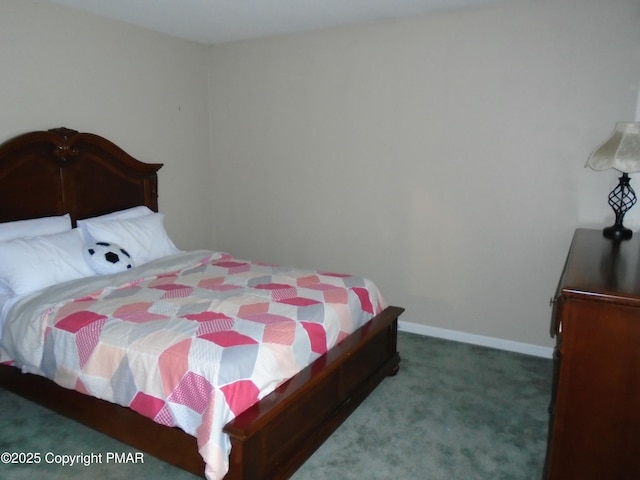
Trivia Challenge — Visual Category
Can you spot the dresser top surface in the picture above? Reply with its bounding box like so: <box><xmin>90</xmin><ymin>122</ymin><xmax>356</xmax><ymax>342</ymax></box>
<box><xmin>561</xmin><ymin>228</ymin><xmax>640</xmax><ymax>302</ymax></box>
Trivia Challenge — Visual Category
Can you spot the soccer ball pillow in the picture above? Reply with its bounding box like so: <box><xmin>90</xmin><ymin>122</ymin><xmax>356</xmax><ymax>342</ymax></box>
<box><xmin>84</xmin><ymin>241</ymin><xmax>134</xmax><ymax>275</ymax></box>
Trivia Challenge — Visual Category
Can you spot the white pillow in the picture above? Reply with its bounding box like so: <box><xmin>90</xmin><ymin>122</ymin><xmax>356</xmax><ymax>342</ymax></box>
<box><xmin>77</xmin><ymin>206</ymin><xmax>153</xmax><ymax>243</ymax></box>
<box><xmin>84</xmin><ymin>213</ymin><xmax>180</xmax><ymax>266</ymax></box>
<box><xmin>0</xmin><ymin>214</ymin><xmax>72</xmax><ymax>242</ymax></box>
<box><xmin>0</xmin><ymin>229</ymin><xmax>94</xmax><ymax>296</ymax></box>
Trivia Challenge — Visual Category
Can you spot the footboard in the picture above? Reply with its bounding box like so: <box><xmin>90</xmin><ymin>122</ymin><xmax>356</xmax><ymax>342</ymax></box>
<box><xmin>223</xmin><ymin>305</ymin><xmax>403</xmax><ymax>479</ymax></box>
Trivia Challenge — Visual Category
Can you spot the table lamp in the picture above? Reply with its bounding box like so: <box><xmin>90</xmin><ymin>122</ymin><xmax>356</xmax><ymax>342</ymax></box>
<box><xmin>586</xmin><ymin>122</ymin><xmax>640</xmax><ymax>240</ymax></box>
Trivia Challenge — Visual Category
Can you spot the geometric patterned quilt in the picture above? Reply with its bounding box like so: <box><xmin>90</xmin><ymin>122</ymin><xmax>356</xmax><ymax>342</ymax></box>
<box><xmin>0</xmin><ymin>251</ymin><xmax>385</xmax><ymax>479</ymax></box>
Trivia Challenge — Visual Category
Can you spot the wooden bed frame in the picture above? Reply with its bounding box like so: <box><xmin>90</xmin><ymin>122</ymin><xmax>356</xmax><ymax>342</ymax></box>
<box><xmin>0</xmin><ymin>127</ymin><xmax>402</xmax><ymax>479</ymax></box>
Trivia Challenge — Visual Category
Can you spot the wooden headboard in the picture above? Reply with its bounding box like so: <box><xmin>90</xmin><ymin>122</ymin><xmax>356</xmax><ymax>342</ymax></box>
<box><xmin>0</xmin><ymin>127</ymin><xmax>163</xmax><ymax>224</ymax></box>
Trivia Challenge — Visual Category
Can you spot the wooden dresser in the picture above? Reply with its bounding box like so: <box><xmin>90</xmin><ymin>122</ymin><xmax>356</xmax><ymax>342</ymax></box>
<box><xmin>545</xmin><ymin>228</ymin><xmax>640</xmax><ymax>479</ymax></box>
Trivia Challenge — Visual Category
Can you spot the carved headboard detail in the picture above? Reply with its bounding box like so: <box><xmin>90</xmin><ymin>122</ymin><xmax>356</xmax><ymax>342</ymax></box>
<box><xmin>0</xmin><ymin>128</ymin><xmax>163</xmax><ymax>224</ymax></box>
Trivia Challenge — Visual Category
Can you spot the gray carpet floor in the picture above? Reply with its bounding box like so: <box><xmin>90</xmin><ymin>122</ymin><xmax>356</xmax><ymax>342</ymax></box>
<box><xmin>0</xmin><ymin>331</ymin><xmax>552</xmax><ymax>479</ymax></box>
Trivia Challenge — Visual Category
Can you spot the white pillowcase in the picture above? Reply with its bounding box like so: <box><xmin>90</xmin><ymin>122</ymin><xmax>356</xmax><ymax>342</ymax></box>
<box><xmin>0</xmin><ymin>214</ymin><xmax>72</xmax><ymax>242</ymax></box>
<box><xmin>84</xmin><ymin>213</ymin><xmax>180</xmax><ymax>266</ymax></box>
<box><xmin>77</xmin><ymin>206</ymin><xmax>153</xmax><ymax>243</ymax></box>
<box><xmin>0</xmin><ymin>229</ymin><xmax>94</xmax><ymax>296</ymax></box>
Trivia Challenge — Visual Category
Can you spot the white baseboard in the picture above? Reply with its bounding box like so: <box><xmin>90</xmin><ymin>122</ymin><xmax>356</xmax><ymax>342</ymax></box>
<box><xmin>398</xmin><ymin>320</ymin><xmax>554</xmax><ymax>359</ymax></box>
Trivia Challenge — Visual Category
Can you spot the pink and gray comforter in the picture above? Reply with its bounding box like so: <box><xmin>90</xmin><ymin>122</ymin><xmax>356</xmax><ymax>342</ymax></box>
<box><xmin>0</xmin><ymin>250</ymin><xmax>385</xmax><ymax>479</ymax></box>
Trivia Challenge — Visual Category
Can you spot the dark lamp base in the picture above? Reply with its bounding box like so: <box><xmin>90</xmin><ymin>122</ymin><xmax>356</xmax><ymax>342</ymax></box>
<box><xmin>603</xmin><ymin>172</ymin><xmax>637</xmax><ymax>241</ymax></box>
<box><xmin>603</xmin><ymin>225</ymin><xmax>633</xmax><ymax>240</ymax></box>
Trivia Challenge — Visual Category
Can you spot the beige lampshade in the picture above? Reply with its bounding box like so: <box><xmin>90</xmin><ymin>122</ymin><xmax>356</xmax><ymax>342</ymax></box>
<box><xmin>586</xmin><ymin>122</ymin><xmax>640</xmax><ymax>173</ymax></box>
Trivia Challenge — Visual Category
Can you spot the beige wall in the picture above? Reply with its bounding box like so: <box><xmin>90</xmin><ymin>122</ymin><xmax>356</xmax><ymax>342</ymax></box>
<box><xmin>1</xmin><ymin>0</ymin><xmax>639</xmax><ymax>352</ymax></box>
<box><xmin>0</xmin><ymin>0</ymin><xmax>213</xmax><ymax>251</ymax></box>
<box><xmin>208</xmin><ymin>0</ymin><xmax>640</xmax><ymax>351</ymax></box>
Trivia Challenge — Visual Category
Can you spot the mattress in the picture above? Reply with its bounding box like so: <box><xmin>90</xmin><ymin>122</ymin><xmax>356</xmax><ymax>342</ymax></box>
<box><xmin>0</xmin><ymin>250</ymin><xmax>385</xmax><ymax>479</ymax></box>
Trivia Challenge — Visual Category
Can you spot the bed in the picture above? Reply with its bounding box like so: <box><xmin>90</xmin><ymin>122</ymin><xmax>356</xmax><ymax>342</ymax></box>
<box><xmin>0</xmin><ymin>127</ymin><xmax>403</xmax><ymax>479</ymax></box>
